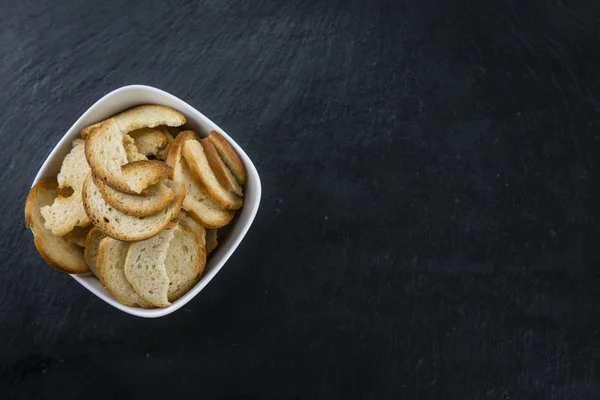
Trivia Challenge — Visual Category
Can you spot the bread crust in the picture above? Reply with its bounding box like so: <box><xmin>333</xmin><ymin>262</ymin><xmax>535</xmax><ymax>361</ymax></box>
<box><xmin>96</xmin><ymin>238</ymin><xmax>152</xmax><ymax>308</ymax></box>
<box><xmin>165</xmin><ymin>130</ymin><xmax>200</xmax><ymax>174</ymax></box>
<box><xmin>201</xmin><ymin>137</ymin><xmax>243</xmax><ymax>195</ymax></box>
<box><xmin>84</xmin><ymin>106</ymin><xmax>182</xmax><ymax>194</ymax></box>
<box><xmin>82</xmin><ymin>175</ymin><xmax>185</xmax><ymax>242</ymax></box>
<box><xmin>124</xmin><ymin>227</ymin><xmax>176</xmax><ymax>307</ymax></box>
<box><xmin>39</xmin><ymin>140</ymin><xmax>91</xmax><ymax>235</ymax></box>
<box><xmin>25</xmin><ymin>179</ymin><xmax>89</xmax><ymax>274</ymax></box>
<box><xmin>94</xmin><ymin>175</ymin><xmax>175</xmax><ymax>217</ymax></box>
<box><xmin>208</xmin><ymin>130</ymin><xmax>247</xmax><ymax>185</ymax></box>
<box><xmin>183</xmin><ymin>140</ymin><xmax>243</xmax><ymax>210</ymax></box>
<box><xmin>81</xmin><ymin>104</ymin><xmax>185</xmax><ymax>139</ymax></box>
<box><xmin>165</xmin><ymin>132</ymin><xmax>235</xmax><ymax>228</ymax></box>
<box><xmin>166</xmin><ymin>224</ymin><xmax>207</xmax><ymax>302</ymax></box>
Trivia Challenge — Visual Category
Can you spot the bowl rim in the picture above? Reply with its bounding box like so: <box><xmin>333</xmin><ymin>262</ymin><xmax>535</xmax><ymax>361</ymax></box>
<box><xmin>31</xmin><ymin>84</ymin><xmax>262</xmax><ymax>318</ymax></box>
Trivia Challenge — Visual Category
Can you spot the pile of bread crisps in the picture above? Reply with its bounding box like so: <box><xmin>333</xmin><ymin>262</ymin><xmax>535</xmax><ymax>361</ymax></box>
<box><xmin>24</xmin><ymin>105</ymin><xmax>246</xmax><ymax>308</ymax></box>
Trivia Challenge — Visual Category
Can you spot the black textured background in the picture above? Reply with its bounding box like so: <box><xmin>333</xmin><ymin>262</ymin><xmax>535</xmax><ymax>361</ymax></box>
<box><xmin>2</xmin><ymin>0</ymin><xmax>600</xmax><ymax>398</ymax></box>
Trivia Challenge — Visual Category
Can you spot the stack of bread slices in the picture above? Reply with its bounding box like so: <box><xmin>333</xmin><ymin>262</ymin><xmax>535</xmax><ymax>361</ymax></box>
<box><xmin>25</xmin><ymin>105</ymin><xmax>247</xmax><ymax>308</ymax></box>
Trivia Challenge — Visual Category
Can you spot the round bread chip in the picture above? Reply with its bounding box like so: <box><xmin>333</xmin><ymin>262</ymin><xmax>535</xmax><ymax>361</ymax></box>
<box><xmin>94</xmin><ymin>175</ymin><xmax>176</xmax><ymax>217</ymax></box>
<box><xmin>84</xmin><ymin>118</ymin><xmax>171</xmax><ymax>194</ymax></box>
<box><xmin>40</xmin><ymin>139</ymin><xmax>91</xmax><ymax>236</ymax></box>
<box><xmin>166</xmin><ymin>132</ymin><xmax>235</xmax><ymax>229</ymax></box>
<box><xmin>81</xmin><ymin>104</ymin><xmax>185</xmax><ymax>139</ymax></box>
<box><xmin>82</xmin><ymin>175</ymin><xmax>185</xmax><ymax>242</ymax></box>
<box><xmin>84</xmin><ymin>118</ymin><xmax>134</xmax><ymax>193</ymax></box>
<box><xmin>208</xmin><ymin>130</ymin><xmax>247</xmax><ymax>185</ymax></box>
<box><xmin>201</xmin><ymin>137</ymin><xmax>243</xmax><ymax>196</ymax></box>
<box><xmin>182</xmin><ymin>139</ymin><xmax>243</xmax><ymax>210</ymax></box>
<box><xmin>84</xmin><ymin>105</ymin><xmax>182</xmax><ymax>194</ymax></box>
<box><xmin>96</xmin><ymin>237</ymin><xmax>152</xmax><ymax>308</ymax></box>
<box><xmin>120</xmin><ymin>160</ymin><xmax>172</xmax><ymax>193</ymax></box>
<box><xmin>124</xmin><ymin>225</ymin><xmax>177</xmax><ymax>308</ymax></box>
<box><xmin>165</xmin><ymin>224</ymin><xmax>207</xmax><ymax>302</ymax></box>
<box><xmin>129</xmin><ymin>127</ymin><xmax>168</xmax><ymax>156</ymax></box>
<box><xmin>25</xmin><ymin>180</ymin><xmax>89</xmax><ymax>274</ymax></box>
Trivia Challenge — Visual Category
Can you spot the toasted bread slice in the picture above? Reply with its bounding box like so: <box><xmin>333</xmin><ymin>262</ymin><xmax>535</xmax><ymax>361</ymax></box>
<box><xmin>85</xmin><ymin>118</ymin><xmax>172</xmax><ymax>194</ymax></box>
<box><xmin>208</xmin><ymin>130</ymin><xmax>247</xmax><ymax>185</ymax></box>
<box><xmin>96</xmin><ymin>237</ymin><xmax>151</xmax><ymax>308</ymax></box>
<box><xmin>166</xmin><ymin>132</ymin><xmax>235</xmax><ymax>228</ymax></box>
<box><xmin>124</xmin><ymin>224</ymin><xmax>177</xmax><ymax>307</ymax></box>
<box><xmin>25</xmin><ymin>180</ymin><xmax>88</xmax><ymax>274</ymax></box>
<box><xmin>114</xmin><ymin>105</ymin><xmax>185</xmax><ymax>133</ymax></box>
<box><xmin>56</xmin><ymin>140</ymin><xmax>90</xmax><ymax>190</ymax></box>
<box><xmin>40</xmin><ymin>140</ymin><xmax>91</xmax><ymax>235</ymax></box>
<box><xmin>129</xmin><ymin>128</ymin><xmax>168</xmax><ymax>156</ymax></box>
<box><xmin>84</xmin><ymin>118</ymin><xmax>132</xmax><ymax>192</ymax></box>
<box><xmin>81</xmin><ymin>105</ymin><xmax>186</xmax><ymax>139</ymax></box>
<box><xmin>201</xmin><ymin>137</ymin><xmax>243</xmax><ymax>196</ymax></box>
<box><xmin>123</xmin><ymin>134</ymin><xmax>148</xmax><ymax>162</ymax></box>
<box><xmin>84</xmin><ymin>227</ymin><xmax>105</xmax><ymax>276</ymax></box>
<box><xmin>206</xmin><ymin>229</ymin><xmax>218</xmax><ymax>254</ymax></box>
<box><xmin>166</xmin><ymin>129</ymin><xmax>199</xmax><ymax>160</ymax></box>
<box><xmin>94</xmin><ymin>175</ymin><xmax>175</xmax><ymax>217</ymax></box>
<box><xmin>178</xmin><ymin>159</ymin><xmax>235</xmax><ymax>228</ymax></box>
<box><xmin>63</xmin><ymin>225</ymin><xmax>92</xmax><ymax>247</ymax></box>
<box><xmin>165</xmin><ymin>224</ymin><xmax>206</xmax><ymax>302</ymax></box>
<box><xmin>84</xmin><ymin>119</ymin><xmax>128</xmax><ymax>187</ymax></box>
<box><xmin>183</xmin><ymin>139</ymin><xmax>243</xmax><ymax>210</ymax></box>
<box><xmin>82</xmin><ymin>175</ymin><xmax>185</xmax><ymax>241</ymax></box>
<box><xmin>121</xmin><ymin>160</ymin><xmax>171</xmax><ymax>193</ymax></box>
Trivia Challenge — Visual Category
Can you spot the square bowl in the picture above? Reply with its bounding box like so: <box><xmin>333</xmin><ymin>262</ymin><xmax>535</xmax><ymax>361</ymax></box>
<box><xmin>31</xmin><ymin>85</ymin><xmax>262</xmax><ymax>318</ymax></box>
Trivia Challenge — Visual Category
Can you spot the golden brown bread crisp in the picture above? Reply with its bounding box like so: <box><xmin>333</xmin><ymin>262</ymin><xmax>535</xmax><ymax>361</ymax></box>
<box><xmin>166</xmin><ymin>131</ymin><xmax>235</xmax><ymax>228</ymax></box>
<box><xmin>201</xmin><ymin>137</ymin><xmax>243</xmax><ymax>196</ymax></box>
<box><xmin>182</xmin><ymin>139</ymin><xmax>243</xmax><ymax>210</ymax></box>
<box><xmin>208</xmin><ymin>130</ymin><xmax>247</xmax><ymax>185</ymax></box>
<box><xmin>25</xmin><ymin>180</ymin><xmax>89</xmax><ymax>274</ymax></box>
<box><xmin>82</xmin><ymin>175</ymin><xmax>185</xmax><ymax>242</ymax></box>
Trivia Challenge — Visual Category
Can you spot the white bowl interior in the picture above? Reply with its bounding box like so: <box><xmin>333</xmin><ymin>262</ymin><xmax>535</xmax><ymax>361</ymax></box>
<box><xmin>32</xmin><ymin>85</ymin><xmax>261</xmax><ymax>318</ymax></box>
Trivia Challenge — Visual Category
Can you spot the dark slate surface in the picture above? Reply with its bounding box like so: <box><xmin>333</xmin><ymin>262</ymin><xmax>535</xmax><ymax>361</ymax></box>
<box><xmin>2</xmin><ymin>0</ymin><xmax>600</xmax><ymax>398</ymax></box>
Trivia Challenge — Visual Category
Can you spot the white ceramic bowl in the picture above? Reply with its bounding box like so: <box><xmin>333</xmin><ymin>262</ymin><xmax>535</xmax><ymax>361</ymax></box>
<box><xmin>31</xmin><ymin>85</ymin><xmax>262</xmax><ymax>318</ymax></box>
